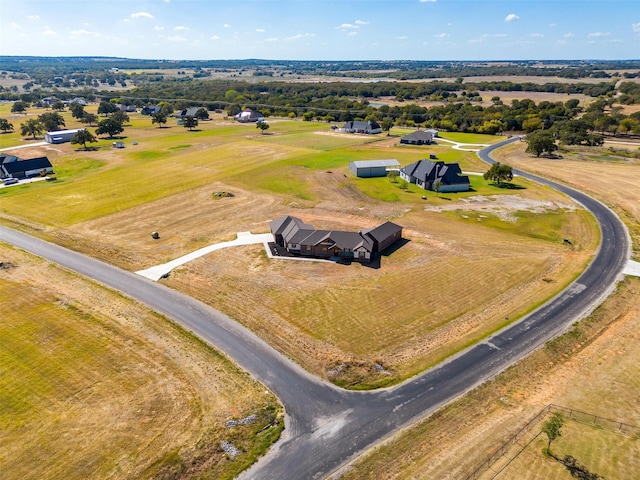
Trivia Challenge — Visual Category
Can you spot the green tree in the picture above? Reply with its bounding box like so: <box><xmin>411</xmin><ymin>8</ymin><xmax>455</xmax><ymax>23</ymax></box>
<box><xmin>302</xmin><ymin>111</ymin><xmax>316</xmax><ymax>121</ymax></box>
<box><xmin>0</xmin><ymin>118</ymin><xmax>14</xmax><ymax>133</ymax></box>
<box><xmin>159</xmin><ymin>102</ymin><xmax>174</xmax><ymax>116</ymax></box>
<box><xmin>20</xmin><ymin>118</ymin><xmax>44</xmax><ymax>139</ymax></box>
<box><xmin>542</xmin><ymin>412</ymin><xmax>563</xmax><ymax>453</ymax></box>
<box><xmin>38</xmin><ymin>112</ymin><xmax>65</xmax><ymax>132</ymax></box>
<box><xmin>195</xmin><ymin>108</ymin><xmax>210</xmax><ymax>120</ymax></box>
<box><xmin>11</xmin><ymin>101</ymin><xmax>27</xmax><ymax>114</ymax></box>
<box><xmin>97</xmin><ymin>101</ymin><xmax>119</xmax><ymax>116</ymax></box>
<box><xmin>256</xmin><ymin>120</ymin><xmax>270</xmax><ymax>135</ymax></box>
<box><xmin>381</xmin><ymin>118</ymin><xmax>394</xmax><ymax>136</ymax></box>
<box><xmin>433</xmin><ymin>179</ymin><xmax>443</xmax><ymax>197</ymax></box>
<box><xmin>69</xmin><ymin>102</ymin><xmax>85</xmax><ymax>120</ymax></box>
<box><xmin>111</xmin><ymin>110</ymin><xmax>130</xmax><ymax>125</ymax></box>
<box><xmin>51</xmin><ymin>101</ymin><xmax>65</xmax><ymax>111</ymax></box>
<box><xmin>95</xmin><ymin>117</ymin><xmax>124</xmax><ymax>138</ymax></box>
<box><xmin>522</xmin><ymin>117</ymin><xmax>544</xmax><ymax>133</ymax></box>
<box><xmin>151</xmin><ymin>112</ymin><xmax>168</xmax><ymax>128</ymax></box>
<box><xmin>387</xmin><ymin>170</ymin><xmax>399</xmax><ymax>183</ymax></box>
<box><xmin>525</xmin><ymin>130</ymin><xmax>558</xmax><ymax>157</ymax></box>
<box><xmin>182</xmin><ymin>115</ymin><xmax>198</xmax><ymax>131</ymax></box>
<box><xmin>81</xmin><ymin>112</ymin><xmax>99</xmax><ymax>126</ymax></box>
<box><xmin>70</xmin><ymin>129</ymin><xmax>97</xmax><ymax>150</ymax></box>
<box><xmin>483</xmin><ymin>162</ymin><xmax>514</xmax><ymax>186</ymax></box>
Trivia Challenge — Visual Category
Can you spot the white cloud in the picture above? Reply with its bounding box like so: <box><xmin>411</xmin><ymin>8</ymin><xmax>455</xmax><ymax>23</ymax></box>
<box><xmin>633</xmin><ymin>23</ymin><xmax>640</xmax><ymax>35</ymax></box>
<box><xmin>256</xmin><ymin>28</ymin><xmax>265</xmax><ymax>32</ymax></box>
<box><xmin>419</xmin><ymin>0</ymin><xmax>437</xmax><ymax>2</ymax></box>
<box><xmin>434</xmin><ymin>33</ymin><xmax>448</xmax><ymax>38</ymax></box>
<box><xmin>355</xmin><ymin>20</ymin><xmax>369</xmax><ymax>25</ymax></box>
<box><xmin>266</xmin><ymin>37</ymin><xmax>278</xmax><ymax>42</ymax></box>
<box><xmin>174</xmin><ymin>25</ymin><xmax>189</xmax><ymax>31</ymax></box>
<box><xmin>27</xmin><ymin>15</ymin><xmax>40</xmax><ymax>20</ymax></box>
<box><xmin>42</xmin><ymin>27</ymin><xmax>56</xmax><ymax>36</ymax></box>
<box><xmin>70</xmin><ymin>29</ymin><xmax>100</xmax><ymax>36</ymax></box>
<box><xmin>131</xmin><ymin>12</ymin><xmax>154</xmax><ymax>19</ymax></box>
<box><xmin>483</xmin><ymin>33</ymin><xmax>507</xmax><ymax>38</ymax></box>
<box><xmin>284</xmin><ymin>33</ymin><xmax>316</xmax><ymax>41</ymax></box>
<box><xmin>505</xmin><ymin>14</ymin><xmax>519</xmax><ymax>22</ymax></box>
<box><xmin>168</xmin><ymin>35</ymin><xmax>186</xmax><ymax>42</ymax></box>
<box><xmin>348</xmin><ymin>31</ymin><xmax>357</xmax><ymax>37</ymax></box>
<box><xmin>588</xmin><ymin>31</ymin><xmax>611</xmax><ymax>38</ymax></box>
<box><xmin>337</xmin><ymin>23</ymin><xmax>358</xmax><ymax>29</ymax></box>
<box><xmin>210</xmin><ymin>35</ymin><xmax>220</xmax><ymax>40</ymax></box>
<box><xmin>549</xmin><ymin>23</ymin><xmax>557</xmax><ymax>27</ymax></box>
<box><xmin>10</xmin><ymin>22</ymin><xmax>21</xmax><ymax>29</ymax></box>
<box><xmin>530</xmin><ymin>33</ymin><xmax>544</xmax><ymax>38</ymax></box>
<box><xmin>397</xmin><ymin>35</ymin><xmax>408</xmax><ymax>40</ymax></box>
<box><xmin>154</xmin><ymin>26</ymin><xmax>164</xmax><ymax>31</ymax></box>
<box><xmin>563</xmin><ymin>32</ymin><xmax>575</xmax><ymax>38</ymax></box>
<box><xmin>224</xmin><ymin>23</ymin><xmax>231</xmax><ymax>28</ymax></box>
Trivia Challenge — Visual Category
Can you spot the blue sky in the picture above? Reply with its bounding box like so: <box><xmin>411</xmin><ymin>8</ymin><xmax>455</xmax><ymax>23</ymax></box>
<box><xmin>1</xmin><ymin>0</ymin><xmax>639</xmax><ymax>61</ymax></box>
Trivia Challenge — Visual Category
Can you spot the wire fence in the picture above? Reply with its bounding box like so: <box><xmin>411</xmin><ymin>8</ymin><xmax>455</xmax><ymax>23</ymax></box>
<box><xmin>465</xmin><ymin>403</ymin><xmax>640</xmax><ymax>480</ymax></box>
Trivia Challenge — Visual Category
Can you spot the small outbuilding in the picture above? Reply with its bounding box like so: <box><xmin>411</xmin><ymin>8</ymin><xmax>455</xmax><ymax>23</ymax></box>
<box><xmin>349</xmin><ymin>159</ymin><xmax>401</xmax><ymax>178</ymax></box>
<box><xmin>44</xmin><ymin>128</ymin><xmax>84</xmax><ymax>144</ymax></box>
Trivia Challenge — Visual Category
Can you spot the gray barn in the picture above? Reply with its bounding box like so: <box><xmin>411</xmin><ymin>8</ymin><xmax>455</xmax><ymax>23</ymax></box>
<box><xmin>349</xmin><ymin>159</ymin><xmax>401</xmax><ymax>178</ymax></box>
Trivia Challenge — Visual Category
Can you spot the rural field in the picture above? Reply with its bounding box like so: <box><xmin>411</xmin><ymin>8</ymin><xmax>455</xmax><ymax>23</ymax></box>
<box><xmin>0</xmin><ymin>243</ymin><xmax>283</xmax><ymax>480</ymax></box>
<box><xmin>338</xmin><ymin>141</ymin><xmax>640</xmax><ymax>478</ymax></box>
<box><xmin>0</xmin><ymin>105</ymin><xmax>598</xmax><ymax>388</ymax></box>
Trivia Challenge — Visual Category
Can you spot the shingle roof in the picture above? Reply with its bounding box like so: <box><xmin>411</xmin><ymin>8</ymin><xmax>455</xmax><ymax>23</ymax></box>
<box><xmin>363</xmin><ymin>221</ymin><xmax>403</xmax><ymax>243</ymax></box>
<box><xmin>401</xmin><ymin>130</ymin><xmax>433</xmax><ymax>142</ymax></box>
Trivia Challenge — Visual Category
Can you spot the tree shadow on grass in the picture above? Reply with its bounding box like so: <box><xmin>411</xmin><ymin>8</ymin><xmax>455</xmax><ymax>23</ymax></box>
<box><xmin>551</xmin><ymin>453</ymin><xmax>603</xmax><ymax>480</ymax></box>
<box><xmin>490</xmin><ymin>182</ymin><xmax>525</xmax><ymax>190</ymax></box>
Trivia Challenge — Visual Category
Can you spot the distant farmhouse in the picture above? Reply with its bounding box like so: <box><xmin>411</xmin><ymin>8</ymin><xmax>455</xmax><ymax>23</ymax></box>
<box><xmin>340</xmin><ymin>120</ymin><xmax>381</xmax><ymax>134</ymax></box>
<box><xmin>270</xmin><ymin>215</ymin><xmax>403</xmax><ymax>262</ymax></box>
<box><xmin>400</xmin><ymin>130</ymin><xmax>434</xmax><ymax>145</ymax></box>
<box><xmin>117</xmin><ymin>104</ymin><xmax>136</xmax><ymax>112</ymax></box>
<box><xmin>234</xmin><ymin>109</ymin><xmax>264</xmax><ymax>123</ymax></box>
<box><xmin>1</xmin><ymin>154</ymin><xmax>53</xmax><ymax>179</ymax></box>
<box><xmin>400</xmin><ymin>159</ymin><xmax>470</xmax><ymax>192</ymax></box>
<box><xmin>44</xmin><ymin>128</ymin><xmax>85</xmax><ymax>144</ymax></box>
<box><xmin>140</xmin><ymin>105</ymin><xmax>162</xmax><ymax>116</ymax></box>
<box><xmin>349</xmin><ymin>159</ymin><xmax>400</xmax><ymax>178</ymax></box>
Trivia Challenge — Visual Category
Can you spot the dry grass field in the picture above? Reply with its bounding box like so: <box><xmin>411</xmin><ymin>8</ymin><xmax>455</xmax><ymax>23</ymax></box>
<box><xmin>338</xmin><ymin>141</ymin><xmax>640</xmax><ymax>479</ymax></box>
<box><xmin>0</xmin><ymin>109</ymin><xmax>598</xmax><ymax>388</ymax></box>
<box><xmin>0</xmin><ymin>244</ymin><xmax>282</xmax><ymax>480</ymax></box>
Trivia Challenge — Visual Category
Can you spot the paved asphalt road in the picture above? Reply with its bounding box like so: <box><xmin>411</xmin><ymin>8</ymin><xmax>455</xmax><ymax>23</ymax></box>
<box><xmin>0</xmin><ymin>137</ymin><xmax>629</xmax><ymax>479</ymax></box>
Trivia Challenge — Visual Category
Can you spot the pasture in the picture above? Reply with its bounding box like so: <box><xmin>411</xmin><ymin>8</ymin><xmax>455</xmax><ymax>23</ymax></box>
<box><xmin>0</xmin><ymin>244</ymin><xmax>282</xmax><ymax>480</ymax></box>
<box><xmin>0</xmin><ymin>106</ymin><xmax>598</xmax><ymax>387</ymax></box>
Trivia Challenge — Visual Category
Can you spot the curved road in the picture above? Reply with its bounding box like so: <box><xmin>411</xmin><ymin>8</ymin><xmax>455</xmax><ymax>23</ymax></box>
<box><xmin>0</xmin><ymin>138</ymin><xmax>629</xmax><ymax>479</ymax></box>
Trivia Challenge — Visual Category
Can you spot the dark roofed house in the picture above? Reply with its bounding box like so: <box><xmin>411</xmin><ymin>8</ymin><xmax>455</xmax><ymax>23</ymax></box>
<box><xmin>234</xmin><ymin>109</ymin><xmax>264</xmax><ymax>123</ymax></box>
<box><xmin>1</xmin><ymin>156</ymin><xmax>53</xmax><ymax>179</ymax></box>
<box><xmin>340</xmin><ymin>120</ymin><xmax>382</xmax><ymax>134</ymax></box>
<box><xmin>270</xmin><ymin>215</ymin><xmax>402</xmax><ymax>262</ymax></box>
<box><xmin>140</xmin><ymin>105</ymin><xmax>162</xmax><ymax>115</ymax></box>
<box><xmin>400</xmin><ymin>130</ymin><xmax>434</xmax><ymax>145</ymax></box>
<box><xmin>400</xmin><ymin>159</ymin><xmax>470</xmax><ymax>192</ymax></box>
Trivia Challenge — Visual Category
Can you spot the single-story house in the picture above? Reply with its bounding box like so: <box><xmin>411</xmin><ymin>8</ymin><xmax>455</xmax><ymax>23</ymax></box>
<box><xmin>340</xmin><ymin>120</ymin><xmax>382</xmax><ymax>134</ymax></box>
<box><xmin>234</xmin><ymin>109</ymin><xmax>264</xmax><ymax>123</ymax></box>
<box><xmin>140</xmin><ymin>105</ymin><xmax>162</xmax><ymax>116</ymax></box>
<box><xmin>117</xmin><ymin>104</ymin><xmax>137</xmax><ymax>112</ymax></box>
<box><xmin>400</xmin><ymin>130</ymin><xmax>434</xmax><ymax>145</ymax></box>
<box><xmin>270</xmin><ymin>215</ymin><xmax>403</xmax><ymax>262</ymax></box>
<box><xmin>67</xmin><ymin>97</ymin><xmax>88</xmax><ymax>106</ymax></box>
<box><xmin>400</xmin><ymin>159</ymin><xmax>470</xmax><ymax>192</ymax></box>
<box><xmin>1</xmin><ymin>156</ymin><xmax>53</xmax><ymax>179</ymax></box>
<box><xmin>349</xmin><ymin>159</ymin><xmax>401</xmax><ymax>178</ymax></box>
<box><xmin>176</xmin><ymin>107</ymin><xmax>200</xmax><ymax>119</ymax></box>
<box><xmin>44</xmin><ymin>128</ymin><xmax>85</xmax><ymax>144</ymax></box>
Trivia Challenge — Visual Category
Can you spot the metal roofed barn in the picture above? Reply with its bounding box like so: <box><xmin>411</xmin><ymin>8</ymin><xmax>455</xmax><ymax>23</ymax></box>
<box><xmin>349</xmin><ymin>159</ymin><xmax>401</xmax><ymax>178</ymax></box>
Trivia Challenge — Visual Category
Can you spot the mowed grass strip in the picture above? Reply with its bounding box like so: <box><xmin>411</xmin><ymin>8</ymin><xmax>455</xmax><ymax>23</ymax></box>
<box><xmin>0</xmin><ymin>245</ymin><xmax>282</xmax><ymax>480</ymax></box>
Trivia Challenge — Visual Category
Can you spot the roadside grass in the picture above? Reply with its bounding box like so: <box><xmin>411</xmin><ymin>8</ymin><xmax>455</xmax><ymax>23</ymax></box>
<box><xmin>438</xmin><ymin>132</ymin><xmax>504</xmax><ymax>144</ymax></box>
<box><xmin>255</xmin><ymin>131</ymin><xmax>382</xmax><ymax>150</ymax></box>
<box><xmin>0</xmin><ymin>244</ymin><xmax>282</xmax><ymax>480</ymax></box>
<box><xmin>339</xmin><ymin>277</ymin><xmax>640</xmax><ymax>479</ymax></box>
